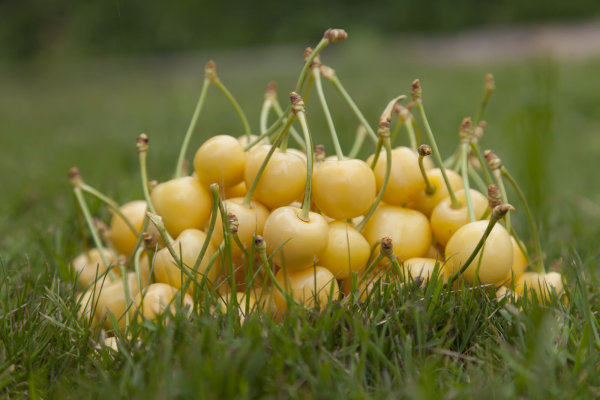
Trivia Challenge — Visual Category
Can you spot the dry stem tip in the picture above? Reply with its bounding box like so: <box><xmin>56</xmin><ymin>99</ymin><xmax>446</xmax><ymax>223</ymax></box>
<box><xmin>324</xmin><ymin>28</ymin><xmax>348</xmax><ymax>43</ymax></box>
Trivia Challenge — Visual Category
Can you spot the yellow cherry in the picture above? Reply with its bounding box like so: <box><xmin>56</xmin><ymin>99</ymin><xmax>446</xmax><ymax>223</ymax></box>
<box><xmin>274</xmin><ymin>266</ymin><xmax>339</xmax><ymax>314</ymax></box>
<box><xmin>95</xmin><ymin>272</ymin><xmax>141</xmax><ymax>329</ymax></box>
<box><xmin>135</xmin><ymin>283</ymin><xmax>193</xmax><ymax>321</ymax></box>
<box><xmin>224</xmin><ymin>181</ymin><xmax>247</xmax><ymax>198</ymax></box>
<box><xmin>212</xmin><ymin>197</ymin><xmax>270</xmax><ymax>258</ymax></box>
<box><xmin>262</xmin><ymin>206</ymin><xmax>329</xmax><ymax>271</ymax></box>
<box><xmin>515</xmin><ymin>272</ymin><xmax>564</xmax><ymax>302</ymax></box>
<box><xmin>237</xmin><ymin>134</ymin><xmax>265</xmax><ymax>147</ymax></box>
<box><xmin>72</xmin><ymin>248</ymin><xmax>117</xmax><ymax>289</ymax></box>
<box><xmin>312</xmin><ymin>159</ymin><xmax>376</xmax><ymax>220</ymax></box>
<box><xmin>363</xmin><ymin>205</ymin><xmax>431</xmax><ymax>261</ymax></box>
<box><xmin>408</xmin><ymin>168</ymin><xmax>463</xmax><ymax>217</ymax></box>
<box><xmin>445</xmin><ymin>220</ymin><xmax>513</xmax><ymax>285</ymax></box>
<box><xmin>244</xmin><ymin>145</ymin><xmax>306</xmax><ymax>209</ymax></box>
<box><xmin>153</xmin><ymin>229</ymin><xmax>218</xmax><ymax>290</ymax></box>
<box><xmin>424</xmin><ymin>243</ymin><xmax>444</xmax><ymax>261</ymax></box>
<box><xmin>368</xmin><ymin>146</ymin><xmax>425</xmax><ymax>206</ymax></box>
<box><xmin>430</xmin><ymin>189</ymin><xmax>489</xmax><ymax>246</ymax></box>
<box><xmin>496</xmin><ymin>285</ymin><xmax>520</xmax><ymax>301</ymax></box>
<box><xmin>503</xmin><ymin>237</ymin><xmax>528</xmax><ymax>285</ymax></box>
<box><xmin>319</xmin><ymin>221</ymin><xmax>370</xmax><ymax>279</ymax></box>
<box><xmin>109</xmin><ymin>200</ymin><xmax>146</xmax><ymax>256</ymax></box>
<box><xmin>150</xmin><ymin>176</ymin><xmax>212</xmax><ymax>237</ymax></box>
<box><xmin>194</xmin><ymin>135</ymin><xmax>246</xmax><ymax>188</ymax></box>
<box><xmin>403</xmin><ymin>257</ymin><xmax>449</xmax><ymax>283</ymax></box>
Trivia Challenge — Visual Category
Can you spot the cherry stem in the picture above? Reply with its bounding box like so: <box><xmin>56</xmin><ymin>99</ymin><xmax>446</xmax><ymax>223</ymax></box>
<box><xmin>460</xmin><ymin>143</ymin><xmax>476</xmax><ymax>222</ymax></box>
<box><xmin>242</xmin><ymin>115</ymin><xmax>297</xmax><ymax>207</ymax></box>
<box><xmin>501</xmin><ymin>168</ymin><xmax>545</xmax><ymax>274</ymax></box>
<box><xmin>295</xmin><ymin>109</ymin><xmax>315</xmax><ymax>222</ymax></box>
<box><xmin>295</xmin><ymin>38</ymin><xmax>329</xmax><ymax>94</ymax></box>
<box><xmin>358</xmin><ymin>253</ymin><xmax>385</xmax><ymax>289</ymax></box>
<box><xmin>474</xmin><ymin>73</ymin><xmax>494</xmax><ymax>125</ymax></box>
<box><xmin>418</xmin><ymin>149</ymin><xmax>435</xmax><ymax>195</ymax></box>
<box><xmin>370</xmin><ymin>140</ymin><xmax>383</xmax><ymax>170</ymax></box>
<box><xmin>468</xmin><ymin>167</ymin><xmax>488</xmax><ymax>195</ymax></box>
<box><xmin>71</xmin><ymin>184</ymin><xmax>117</xmax><ymax>282</ymax></box>
<box><xmin>324</xmin><ymin>74</ymin><xmax>378</xmax><ymax>144</ymax></box>
<box><xmin>413</xmin><ymin>92</ymin><xmax>461</xmax><ymax>209</ymax></box>
<box><xmin>356</xmin><ymin>137</ymin><xmax>392</xmax><ymax>232</ymax></box>
<box><xmin>348</xmin><ymin>125</ymin><xmax>367</xmax><ymax>159</ymax></box>
<box><xmin>492</xmin><ymin>169</ymin><xmax>511</xmax><ymax>232</ymax></box>
<box><xmin>119</xmin><ymin>264</ymin><xmax>132</xmax><ymax>329</ymax></box>
<box><xmin>244</xmin><ymin>113</ymin><xmax>285</xmax><ymax>151</ymax></box>
<box><xmin>146</xmin><ymin>212</ymin><xmax>203</xmax><ymax>289</ymax></box>
<box><xmin>80</xmin><ymin>183</ymin><xmax>138</xmax><ymax>237</ymax></box>
<box><xmin>404</xmin><ymin>117</ymin><xmax>418</xmax><ymax>150</ymax></box>
<box><xmin>469</xmin><ymin>142</ymin><xmax>493</xmax><ymax>185</ymax></box>
<box><xmin>191</xmin><ymin>184</ymin><xmax>221</xmax><ymax>276</ymax></box>
<box><xmin>389</xmin><ymin>119</ymin><xmax>402</xmax><ymax>147</ymax></box>
<box><xmin>174</xmin><ymin>77</ymin><xmax>210</xmax><ymax>178</ymax></box>
<box><xmin>447</xmin><ymin>204</ymin><xmax>513</xmax><ymax>284</ymax></box>
<box><xmin>210</xmin><ymin>78</ymin><xmax>252</xmax><ymax>140</ymax></box>
<box><xmin>260</xmin><ymin>98</ymin><xmax>273</xmax><ymax>136</ymax></box>
<box><xmin>72</xmin><ymin>192</ymin><xmax>90</xmax><ymax>256</ymax></box>
<box><xmin>125</xmin><ymin>216</ymin><xmax>149</xmax><ymax>268</ymax></box>
<box><xmin>271</xmin><ymin>98</ymin><xmax>305</xmax><ymax>150</ymax></box>
<box><xmin>215</xmin><ymin>192</ymin><xmax>236</xmax><ymax>306</ymax></box>
<box><xmin>313</xmin><ymin>68</ymin><xmax>344</xmax><ymax>160</ymax></box>
<box><xmin>137</xmin><ymin>139</ymin><xmax>157</xmax><ymax>216</ymax></box>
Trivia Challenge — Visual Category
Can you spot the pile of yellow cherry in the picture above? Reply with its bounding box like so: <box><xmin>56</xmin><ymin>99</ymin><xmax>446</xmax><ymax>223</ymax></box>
<box><xmin>70</xmin><ymin>29</ymin><xmax>565</xmax><ymax>333</ymax></box>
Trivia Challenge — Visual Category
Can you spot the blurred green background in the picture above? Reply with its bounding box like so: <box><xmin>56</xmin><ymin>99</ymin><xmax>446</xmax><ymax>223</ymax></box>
<box><xmin>1</xmin><ymin>2</ymin><xmax>600</xmax><ymax>267</ymax></box>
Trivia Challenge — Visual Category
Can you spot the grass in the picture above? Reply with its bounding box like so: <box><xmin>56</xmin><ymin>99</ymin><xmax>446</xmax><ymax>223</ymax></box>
<box><xmin>1</xmin><ymin>36</ymin><xmax>600</xmax><ymax>398</ymax></box>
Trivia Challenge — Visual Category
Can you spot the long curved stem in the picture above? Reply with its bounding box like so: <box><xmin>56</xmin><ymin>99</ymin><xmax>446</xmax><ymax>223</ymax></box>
<box><xmin>356</xmin><ymin>138</ymin><xmax>392</xmax><ymax>232</ymax></box>
<box><xmin>469</xmin><ymin>142</ymin><xmax>493</xmax><ymax>186</ymax></box>
<box><xmin>501</xmin><ymin>168</ymin><xmax>545</xmax><ymax>273</ymax></box>
<box><xmin>348</xmin><ymin>125</ymin><xmax>367</xmax><ymax>159</ymax></box>
<box><xmin>460</xmin><ymin>143</ymin><xmax>476</xmax><ymax>222</ymax></box>
<box><xmin>404</xmin><ymin>118</ymin><xmax>418</xmax><ymax>150</ymax></box>
<box><xmin>271</xmin><ymin>99</ymin><xmax>305</xmax><ymax>150</ymax></box>
<box><xmin>414</xmin><ymin>100</ymin><xmax>461</xmax><ymax>209</ymax></box>
<box><xmin>175</xmin><ymin>78</ymin><xmax>210</xmax><ymax>178</ymax></box>
<box><xmin>326</xmin><ymin>75</ymin><xmax>378</xmax><ymax>144</ymax></box>
<box><xmin>295</xmin><ymin>111</ymin><xmax>315</xmax><ymax>222</ymax></box>
<box><xmin>212</xmin><ymin>78</ymin><xmax>252</xmax><ymax>140</ymax></box>
<box><xmin>313</xmin><ymin>68</ymin><xmax>344</xmax><ymax>160</ymax></box>
<box><xmin>80</xmin><ymin>183</ymin><xmax>137</xmax><ymax>236</ymax></box>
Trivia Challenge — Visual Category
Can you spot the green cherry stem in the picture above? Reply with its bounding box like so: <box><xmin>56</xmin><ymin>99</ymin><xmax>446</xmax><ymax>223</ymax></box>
<box><xmin>190</xmin><ymin>184</ymin><xmax>221</xmax><ymax>275</ymax></box>
<box><xmin>348</xmin><ymin>125</ymin><xmax>367</xmax><ymax>159</ymax></box>
<box><xmin>174</xmin><ymin>70</ymin><xmax>211</xmax><ymax>179</ymax></box>
<box><xmin>242</xmin><ymin>114</ymin><xmax>296</xmax><ymax>208</ymax></box>
<box><xmin>460</xmin><ymin>143</ymin><xmax>476</xmax><ymax>222</ymax></box>
<box><xmin>501</xmin><ymin>167</ymin><xmax>545</xmax><ymax>274</ymax></box>
<box><xmin>394</xmin><ymin>105</ymin><xmax>417</xmax><ymax>150</ymax></box>
<box><xmin>321</xmin><ymin>66</ymin><xmax>378</xmax><ymax>144</ymax></box>
<box><xmin>206</xmin><ymin>61</ymin><xmax>252</xmax><ymax>140</ymax></box>
<box><xmin>447</xmin><ymin>204</ymin><xmax>514</xmax><ymax>284</ymax></box>
<box><xmin>469</xmin><ymin>141</ymin><xmax>493</xmax><ymax>185</ymax></box>
<box><xmin>215</xmin><ymin>193</ymin><xmax>236</xmax><ymax>303</ymax></box>
<box><xmin>69</xmin><ymin>167</ymin><xmax>117</xmax><ymax>282</ymax></box>
<box><xmin>412</xmin><ymin>79</ymin><xmax>461</xmax><ymax>209</ymax></box>
<box><xmin>313</xmin><ymin>67</ymin><xmax>344</xmax><ymax>160</ymax></box>
<box><xmin>417</xmin><ymin>144</ymin><xmax>436</xmax><ymax>195</ymax></box>
<box><xmin>292</xmin><ymin>93</ymin><xmax>315</xmax><ymax>222</ymax></box>
<box><xmin>484</xmin><ymin>150</ymin><xmax>512</xmax><ymax>233</ymax></box>
<box><xmin>271</xmin><ymin>97</ymin><xmax>305</xmax><ymax>151</ymax></box>
<box><xmin>474</xmin><ymin>73</ymin><xmax>495</xmax><ymax>126</ymax></box>
<box><xmin>357</xmin><ymin>95</ymin><xmax>405</xmax><ymax>232</ymax></box>
<box><xmin>136</xmin><ymin>134</ymin><xmax>157</xmax><ymax>215</ymax></box>
<box><xmin>380</xmin><ymin>237</ymin><xmax>403</xmax><ymax>278</ymax></box>
<box><xmin>79</xmin><ymin>183</ymin><xmax>138</xmax><ymax>236</ymax></box>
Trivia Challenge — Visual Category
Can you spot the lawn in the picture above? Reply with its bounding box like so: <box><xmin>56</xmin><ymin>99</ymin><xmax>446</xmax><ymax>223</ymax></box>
<box><xmin>1</xmin><ymin>36</ymin><xmax>600</xmax><ymax>398</ymax></box>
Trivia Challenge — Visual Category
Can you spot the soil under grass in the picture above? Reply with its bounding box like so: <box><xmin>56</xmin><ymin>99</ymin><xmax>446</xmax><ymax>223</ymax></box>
<box><xmin>1</xmin><ymin>36</ymin><xmax>600</xmax><ymax>398</ymax></box>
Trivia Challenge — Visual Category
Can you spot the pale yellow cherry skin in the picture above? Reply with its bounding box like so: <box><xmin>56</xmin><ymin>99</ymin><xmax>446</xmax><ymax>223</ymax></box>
<box><xmin>109</xmin><ymin>200</ymin><xmax>146</xmax><ymax>257</ymax></box>
<box><xmin>95</xmin><ymin>272</ymin><xmax>141</xmax><ymax>329</ymax></box>
<box><xmin>363</xmin><ymin>205</ymin><xmax>432</xmax><ymax>261</ymax></box>
<box><xmin>367</xmin><ymin>146</ymin><xmax>426</xmax><ymax>206</ymax></box>
<box><xmin>224</xmin><ymin>181</ymin><xmax>247</xmax><ymax>199</ymax></box>
<box><xmin>430</xmin><ymin>189</ymin><xmax>489</xmax><ymax>247</ymax></box>
<box><xmin>194</xmin><ymin>135</ymin><xmax>246</xmax><ymax>188</ymax></box>
<box><xmin>243</xmin><ymin>145</ymin><xmax>306</xmax><ymax>209</ymax></box>
<box><xmin>408</xmin><ymin>168</ymin><xmax>464</xmax><ymax>217</ymax></box>
<box><xmin>503</xmin><ymin>237</ymin><xmax>528</xmax><ymax>285</ymax></box>
<box><xmin>153</xmin><ymin>229</ymin><xmax>218</xmax><ymax>290</ymax></box>
<box><xmin>72</xmin><ymin>248</ymin><xmax>117</xmax><ymax>289</ymax></box>
<box><xmin>211</xmin><ymin>197</ymin><xmax>270</xmax><ymax>258</ymax></box>
<box><xmin>150</xmin><ymin>176</ymin><xmax>212</xmax><ymax>238</ymax></box>
<box><xmin>262</xmin><ymin>206</ymin><xmax>329</xmax><ymax>271</ymax></box>
<box><xmin>319</xmin><ymin>221</ymin><xmax>370</xmax><ymax>279</ymax></box>
<box><xmin>312</xmin><ymin>159</ymin><xmax>376</xmax><ymax>220</ymax></box>
<box><xmin>515</xmin><ymin>272</ymin><xmax>564</xmax><ymax>302</ymax></box>
<box><xmin>274</xmin><ymin>266</ymin><xmax>340</xmax><ymax>314</ymax></box>
<box><xmin>134</xmin><ymin>283</ymin><xmax>194</xmax><ymax>321</ymax></box>
<box><xmin>403</xmin><ymin>257</ymin><xmax>449</xmax><ymax>283</ymax></box>
<box><xmin>444</xmin><ymin>220</ymin><xmax>513</xmax><ymax>285</ymax></box>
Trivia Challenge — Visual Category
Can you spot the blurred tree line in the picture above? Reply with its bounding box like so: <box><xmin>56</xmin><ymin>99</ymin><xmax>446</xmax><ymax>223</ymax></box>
<box><xmin>1</xmin><ymin>0</ymin><xmax>599</xmax><ymax>61</ymax></box>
